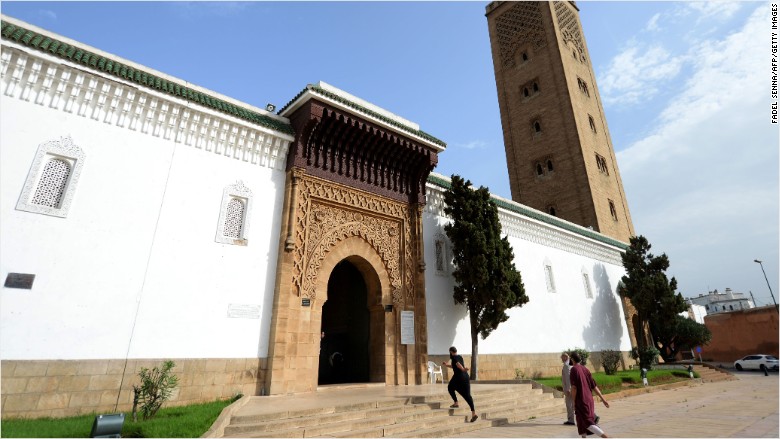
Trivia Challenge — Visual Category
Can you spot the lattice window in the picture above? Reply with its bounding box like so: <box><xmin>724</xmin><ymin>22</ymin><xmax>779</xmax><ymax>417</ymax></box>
<box><xmin>216</xmin><ymin>181</ymin><xmax>253</xmax><ymax>245</ymax></box>
<box><xmin>433</xmin><ymin>233</ymin><xmax>449</xmax><ymax>275</ymax></box>
<box><xmin>17</xmin><ymin>136</ymin><xmax>85</xmax><ymax>218</ymax></box>
<box><xmin>582</xmin><ymin>273</ymin><xmax>593</xmax><ymax>299</ymax></box>
<box><xmin>223</xmin><ymin>198</ymin><xmax>245</xmax><ymax>238</ymax></box>
<box><xmin>544</xmin><ymin>263</ymin><xmax>556</xmax><ymax>293</ymax></box>
<box><xmin>31</xmin><ymin>159</ymin><xmax>70</xmax><ymax>208</ymax></box>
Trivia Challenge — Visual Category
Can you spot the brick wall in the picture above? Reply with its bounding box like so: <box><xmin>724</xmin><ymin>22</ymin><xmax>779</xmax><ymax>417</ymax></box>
<box><xmin>704</xmin><ymin>306</ymin><xmax>779</xmax><ymax>362</ymax></box>
<box><xmin>428</xmin><ymin>351</ymin><xmax>633</xmax><ymax>382</ymax></box>
<box><xmin>1</xmin><ymin>358</ymin><xmax>265</xmax><ymax>419</ymax></box>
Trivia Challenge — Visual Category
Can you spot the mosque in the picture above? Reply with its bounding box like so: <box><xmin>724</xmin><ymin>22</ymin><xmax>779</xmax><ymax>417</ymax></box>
<box><xmin>1</xmin><ymin>2</ymin><xmax>640</xmax><ymax>419</ymax></box>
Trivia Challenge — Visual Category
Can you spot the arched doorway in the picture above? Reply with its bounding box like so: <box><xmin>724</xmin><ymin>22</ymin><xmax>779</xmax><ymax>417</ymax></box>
<box><xmin>319</xmin><ymin>260</ymin><xmax>370</xmax><ymax>384</ymax></box>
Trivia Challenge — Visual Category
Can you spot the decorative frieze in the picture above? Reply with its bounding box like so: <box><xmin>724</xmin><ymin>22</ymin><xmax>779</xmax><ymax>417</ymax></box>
<box><xmin>424</xmin><ymin>182</ymin><xmax>624</xmax><ymax>266</ymax></box>
<box><xmin>0</xmin><ymin>45</ymin><xmax>291</xmax><ymax>170</ymax></box>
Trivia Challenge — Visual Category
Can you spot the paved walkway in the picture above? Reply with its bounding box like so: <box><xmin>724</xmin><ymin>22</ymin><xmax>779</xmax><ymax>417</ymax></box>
<box><xmin>452</xmin><ymin>373</ymin><xmax>778</xmax><ymax>438</ymax></box>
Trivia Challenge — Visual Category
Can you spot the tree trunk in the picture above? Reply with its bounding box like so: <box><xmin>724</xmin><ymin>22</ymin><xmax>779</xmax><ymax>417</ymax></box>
<box><xmin>469</xmin><ymin>308</ymin><xmax>479</xmax><ymax>381</ymax></box>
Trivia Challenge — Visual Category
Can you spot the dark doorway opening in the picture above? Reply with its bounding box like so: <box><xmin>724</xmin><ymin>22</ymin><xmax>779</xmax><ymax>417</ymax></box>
<box><xmin>319</xmin><ymin>260</ymin><xmax>370</xmax><ymax>385</ymax></box>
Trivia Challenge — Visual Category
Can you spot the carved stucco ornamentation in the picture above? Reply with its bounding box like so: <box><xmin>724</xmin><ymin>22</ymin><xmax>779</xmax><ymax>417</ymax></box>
<box><xmin>494</xmin><ymin>1</ymin><xmax>547</xmax><ymax>69</ymax></box>
<box><xmin>554</xmin><ymin>1</ymin><xmax>586</xmax><ymax>59</ymax></box>
<box><xmin>292</xmin><ymin>174</ymin><xmax>415</xmax><ymax>304</ymax></box>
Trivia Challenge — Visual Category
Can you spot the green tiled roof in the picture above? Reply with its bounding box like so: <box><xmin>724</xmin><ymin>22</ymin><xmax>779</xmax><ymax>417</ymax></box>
<box><xmin>426</xmin><ymin>174</ymin><xmax>628</xmax><ymax>250</ymax></box>
<box><xmin>280</xmin><ymin>84</ymin><xmax>446</xmax><ymax>148</ymax></box>
<box><xmin>1</xmin><ymin>20</ymin><xmax>293</xmax><ymax>135</ymax></box>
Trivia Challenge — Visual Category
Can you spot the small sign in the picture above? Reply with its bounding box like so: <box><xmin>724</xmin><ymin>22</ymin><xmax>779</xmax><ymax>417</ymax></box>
<box><xmin>695</xmin><ymin>346</ymin><xmax>702</xmax><ymax>353</ymax></box>
<box><xmin>4</xmin><ymin>273</ymin><xmax>35</xmax><ymax>289</ymax></box>
<box><xmin>227</xmin><ymin>304</ymin><xmax>261</xmax><ymax>319</ymax></box>
<box><xmin>384</xmin><ymin>304</ymin><xmax>394</xmax><ymax>312</ymax></box>
<box><xmin>401</xmin><ymin>310</ymin><xmax>415</xmax><ymax>345</ymax></box>
<box><xmin>302</xmin><ymin>298</ymin><xmax>311</xmax><ymax>307</ymax></box>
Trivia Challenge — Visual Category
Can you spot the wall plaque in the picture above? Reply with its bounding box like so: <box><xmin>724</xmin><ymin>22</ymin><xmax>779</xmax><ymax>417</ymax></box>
<box><xmin>227</xmin><ymin>304</ymin><xmax>261</xmax><ymax>319</ymax></box>
<box><xmin>401</xmin><ymin>310</ymin><xmax>415</xmax><ymax>345</ymax></box>
<box><xmin>4</xmin><ymin>273</ymin><xmax>35</xmax><ymax>289</ymax></box>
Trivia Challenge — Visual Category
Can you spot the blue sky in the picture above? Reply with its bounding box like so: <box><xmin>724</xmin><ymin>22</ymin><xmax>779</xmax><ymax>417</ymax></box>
<box><xmin>2</xmin><ymin>1</ymin><xmax>777</xmax><ymax>306</ymax></box>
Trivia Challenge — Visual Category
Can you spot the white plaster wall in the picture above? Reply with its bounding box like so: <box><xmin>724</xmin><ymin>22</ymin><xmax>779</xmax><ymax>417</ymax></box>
<box><xmin>1</xmin><ymin>87</ymin><xmax>285</xmax><ymax>360</ymax></box>
<box><xmin>423</xmin><ymin>197</ymin><xmax>632</xmax><ymax>356</ymax></box>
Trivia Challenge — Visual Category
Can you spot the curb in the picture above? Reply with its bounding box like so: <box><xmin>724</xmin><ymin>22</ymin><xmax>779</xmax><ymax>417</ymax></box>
<box><xmin>200</xmin><ymin>395</ymin><xmax>252</xmax><ymax>438</ymax></box>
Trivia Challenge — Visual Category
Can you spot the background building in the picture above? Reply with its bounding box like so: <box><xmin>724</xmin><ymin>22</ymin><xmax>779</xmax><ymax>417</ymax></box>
<box><xmin>688</xmin><ymin>288</ymin><xmax>755</xmax><ymax>314</ymax></box>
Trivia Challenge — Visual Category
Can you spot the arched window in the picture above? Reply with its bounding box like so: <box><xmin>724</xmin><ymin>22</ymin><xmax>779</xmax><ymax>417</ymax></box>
<box><xmin>523</xmin><ymin>87</ymin><xmax>529</xmax><ymax>97</ymax></box>
<box><xmin>588</xmin><ymin>115</ymin><xmax>596</xmax><ymax>133</ymax></box>
<box><xmin>533</xmin><ymin>82</ymin><xmax>539</xmax><ymax>92</ymax></box>
<box><xmin>548</xmin><ymin>206</ymin><xmax>556</xmax><ymax>216</ymax></box>
<box><xmin>609</xmin><ymin>200</ymin><xmax>618</xmax><ymax>221</ymax></box>
<box><xmin>546</xmin><ymin>160</ymin><xmax>554</xmax><ymax>172</ymax></box>
<box><xmin>521</xmin><ymin>52</ymin><xmax>529</xmax><ymax>62</ymax></box>
<box><xmin>216</xmin><ymin>181</ymin><xmax>253</xmax><ymax>245</ymax></box>
<box><xmin>17</xmin><ymin>136</ymin><xmax>85</xmax><ymax>218</ymax></box>
<box><xmin>536</xmin><ymin>163</ymin><xmax>544</xmax><ymax>176</ymax></box>
<box><xmin>534</xmin><ymin>121</ymin><xmax>541</xmax><ymax>133</ymax></box>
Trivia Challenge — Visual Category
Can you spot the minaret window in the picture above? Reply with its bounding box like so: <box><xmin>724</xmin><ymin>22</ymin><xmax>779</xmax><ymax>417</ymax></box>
<box><xmin>533</xmin><ymin>121</ymin><xmax>541</xmax><ymax>133</ymax></box>
<box><xmin>536</xmin><ymin>163</ymin><xmax>544</xmax><ymax>176</ymax></box>
<box><xmin>595</xmin><ymin>154</ymin><xmax>609</xmax><ymax>175</ymax></box>
<box><xmin>577</xmin><ymin>78</ymin><xmax>590</xmax><ymax>97</ymax></box>
<box><xmin>521</xmin><ymin>52</ymin><xmax>529</xmax><ymax>62</ymax></box>
<box><xmin>608</xmin><ymin>199</ymin><xmax>618</xmax><ymax>221</ymax></box>
<box><xmin>548</xmin><ymin>206</ymin><xmax>557</xmax><ymax>216</ymax></box>
<box><xmin>588</xmin><ymin>115</ymin><xmax>596</xmax><ymax>133</ymax></box>
<box><xmin>523</xmin><ymin>87</ymin><xmax>530</xmax><ymax>97</ymax></box>
<box><xmin>533</xmin><ymin>82</ymin><xmax>539</xmax><ymax>92</ymax></box>
<box><xmin>546</xmin><ymin>160</ymin><xmax>554</xmax><ymax>172</ymax></box>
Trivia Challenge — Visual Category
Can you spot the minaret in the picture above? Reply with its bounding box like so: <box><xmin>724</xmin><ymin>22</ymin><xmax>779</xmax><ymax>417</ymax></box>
<box><xmin>485</xmin><ymin>1</ymin><xmax>634</xmax><ymax>243</ymax></box>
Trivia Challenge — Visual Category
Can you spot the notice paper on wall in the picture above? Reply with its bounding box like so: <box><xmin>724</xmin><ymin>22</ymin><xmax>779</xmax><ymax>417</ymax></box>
<box><xmin>401</xmin><ymin>310</ymin><xmax>415</xmax><ymax>345</ymax></box>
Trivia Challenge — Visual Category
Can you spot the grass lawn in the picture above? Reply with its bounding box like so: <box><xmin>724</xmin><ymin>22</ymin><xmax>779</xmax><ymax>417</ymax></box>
<box><xmin>534</xmin><ymin>369</ymin><xmax>699</xmax><ymax>394</ymax></box>
<box><xmin>0</xmin><ymin>398</ymin><xmax>236</xmax><ymax>438</ymax></box>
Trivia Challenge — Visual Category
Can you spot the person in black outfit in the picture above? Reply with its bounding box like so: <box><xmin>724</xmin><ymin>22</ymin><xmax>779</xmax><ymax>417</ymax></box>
<box><xmin>442</xmin><ymin>346</ymin><xmax>478</xmax><ymax>422</ymax></box>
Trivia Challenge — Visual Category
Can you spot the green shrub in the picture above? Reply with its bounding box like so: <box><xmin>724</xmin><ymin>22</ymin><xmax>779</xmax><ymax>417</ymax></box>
<box><xmin>565</xmin><ymin>347</ymin><xmax>590</xmax><ymax>366</ymax></box>
<box><xmin>132</xmin><ymin>360</ymin><xmax>179</xmax><ymax>421</ymax></box>
<box><xmin>600</xmin><ymin>350</ymin><xmax>622</xmax><ymax>375</ymax></box>
<box><xmin>630</xmin><ymin>346</ymin><xmax>660</xmax><ymax>370</ymax></box>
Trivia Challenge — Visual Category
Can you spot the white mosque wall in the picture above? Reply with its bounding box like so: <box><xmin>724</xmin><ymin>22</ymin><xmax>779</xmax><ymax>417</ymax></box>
<box><xmin>423</xmin><ymin>178</ymin><xmax>632</xmax><ymax>357</ymax></box>
<box><xmin>0</xmin><ymin>43</ymin><xmax>290</xmax><ymax>361</ymax></box>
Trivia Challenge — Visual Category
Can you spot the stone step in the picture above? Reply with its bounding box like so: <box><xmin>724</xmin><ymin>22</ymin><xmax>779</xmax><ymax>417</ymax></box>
<box><xmin>221</xmin><ymin>383</ymin><xmax>560</xmax><ymax>438</ymax></box>
<box><xmin>231</xmin><ymin>391</ymin><xmax>538</xmax><ymax>438</ymax></box>
<box><xmin>224</xmin><ymin>404</ymin><xmax>433</xmax><ymax>436</ymax></box>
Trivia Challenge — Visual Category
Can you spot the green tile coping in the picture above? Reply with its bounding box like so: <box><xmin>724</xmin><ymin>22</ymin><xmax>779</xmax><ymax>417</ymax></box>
<box><xmin>1</xmin><ymin>20</ymin><xmax>293</xmax><ymax>136</ymax></box>
<box><xmin>426</xmin><ymin>174</ymin><xmax>628</xmax><ymax>250</ymax></box>
<box><xmin>279</xmin><ymin>84</ymin><xmax>446</xmax><ymax>148</ymax></box>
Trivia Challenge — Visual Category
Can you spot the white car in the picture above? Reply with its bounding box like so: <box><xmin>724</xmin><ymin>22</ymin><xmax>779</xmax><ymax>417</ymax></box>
<box><xmin>734</xmin><ymin>354</ymin><xmax>779</xmax><ymax>371</ymax></box>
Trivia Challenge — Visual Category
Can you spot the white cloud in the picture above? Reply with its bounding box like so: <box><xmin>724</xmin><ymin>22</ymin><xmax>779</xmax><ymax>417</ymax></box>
<box><xmin>39</xmin><ymin>10</ymin><xmax>57</xmax><ymax>21</ymax></box>
<box><xmin>599</xmin><ymin>44</ymin><xmax>684</xmax><ymax>106</ymax></box>
<box><xmin>617</xmin><ymin>4</ymin><xmax>776</xmax><ymax>297</ymax></box>
<box><xmin>454</xmin><ymin>140</ymin><xmax>488</xmax><ymax>150</ymax></box>
<box><xmin>685</xmin><ymin>1</ymin><xmax>742</xmax><ymax>23</ymax></box>
<box><xmin>645</xmin><ymin>13</ymin><xmax>661</xmax><ymax>32</ymax></box>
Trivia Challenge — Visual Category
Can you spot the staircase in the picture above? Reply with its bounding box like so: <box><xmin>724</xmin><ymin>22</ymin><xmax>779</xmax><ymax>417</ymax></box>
<box><xmin>221</xmin><ymin>384</ymin><xmax>564</xmax><ymax>438</ymax></box>
<box><xmin>695</xmin><ymin>363</ymin><xmax>737</xmax><ymax>383</ymax></box>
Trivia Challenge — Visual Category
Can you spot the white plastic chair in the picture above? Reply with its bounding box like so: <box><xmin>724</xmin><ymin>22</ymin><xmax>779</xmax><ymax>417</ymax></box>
<box><xmin>427</xmin><ymin>361</ymin><xmax>443</xmax><ymax>384</ymax></box>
